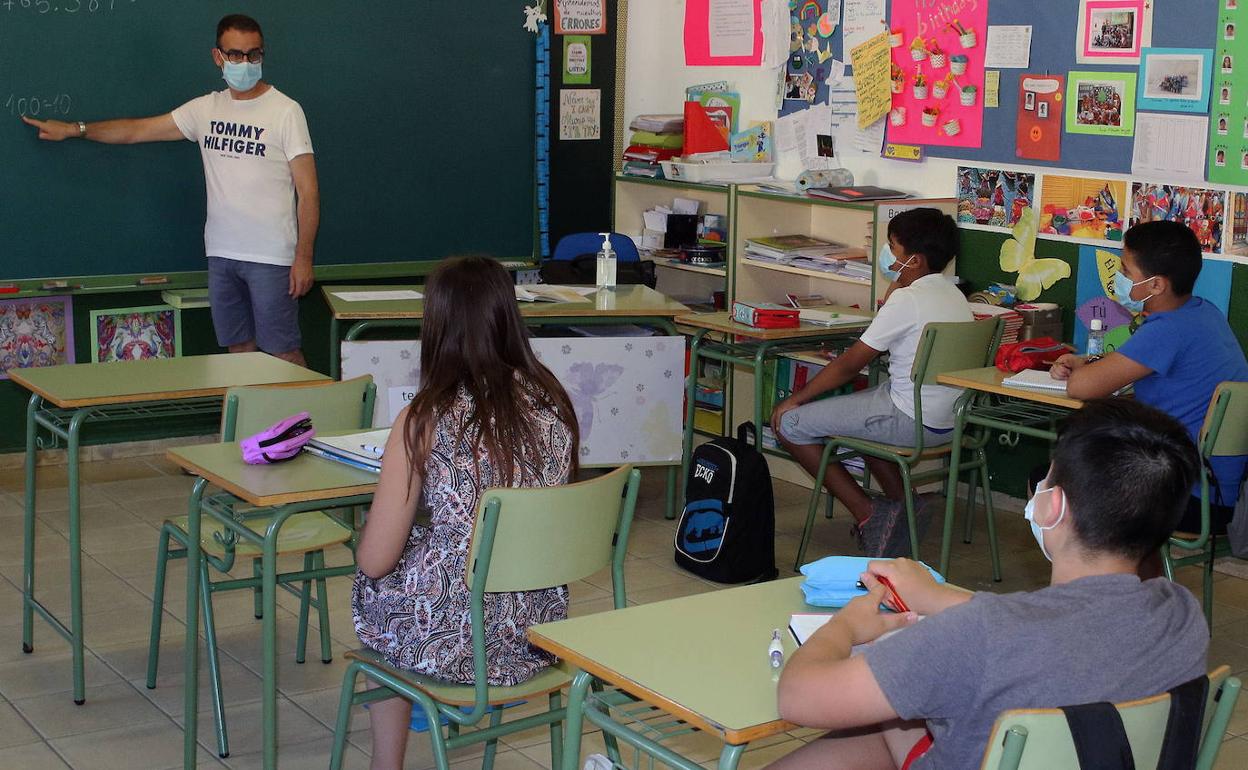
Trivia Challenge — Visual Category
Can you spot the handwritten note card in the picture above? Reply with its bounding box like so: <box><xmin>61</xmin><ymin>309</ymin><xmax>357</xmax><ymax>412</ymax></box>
<box><xmin>851</xmin><ymin>32</ymin><xmax>892</xmax><ymax>129</ymax></box>
<box><xmin>843</xmin><ymin>0</ymin><xmax>886</xmax><ymax>54</ymax></box>
<box><xmin>708</xmin><ymin>0</ymin><xmax>757</xmax><ymax>57</ymax></box>
<box><xmin>985</xmin><ymin>25</ymin><xmax>1033</xmax><ymax>69</ymax></box>
<box><xmin>559</xmin><ymin>89</ymin><xmax>601</xmax><ymax>140</ymax></box>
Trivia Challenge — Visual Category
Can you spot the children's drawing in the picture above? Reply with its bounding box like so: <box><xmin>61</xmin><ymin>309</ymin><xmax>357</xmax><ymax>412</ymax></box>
<box><xmin>999</xmin><ymin>207</ymin><xmax>1072</xmax><ymax>301</ymax></box>
<box><xmin>0</xmin><ymin>296</ymin><xmax>74</xmax><ymax>379</ymax></box>
<box><xmin>90</xmin><ymin>305</ymin><xmax>180</xmax><ymax>363</ymax></box>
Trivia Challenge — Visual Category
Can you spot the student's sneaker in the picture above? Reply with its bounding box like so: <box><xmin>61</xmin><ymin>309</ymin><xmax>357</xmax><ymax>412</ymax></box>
<box><xmin>860</xmin><ymin>499</ymin><xmax>901</xmax><ymax>557</ymax></box>
<box><xmin>879</xmin><ymin>494</ymin><xmax>938</xmax><ymax>558</ymax></box>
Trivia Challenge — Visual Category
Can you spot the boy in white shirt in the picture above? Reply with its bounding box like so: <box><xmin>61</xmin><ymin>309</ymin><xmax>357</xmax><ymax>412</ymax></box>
<box><xmin>772</xmin><ymin>208</ymin><xmax>972</xmax><ymax>557</ymax></box>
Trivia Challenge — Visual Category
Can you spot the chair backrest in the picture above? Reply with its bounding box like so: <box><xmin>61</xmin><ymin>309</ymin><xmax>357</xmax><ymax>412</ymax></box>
<box><xmin>1199</xmin><ymin>382</ymin><xmax>1248</xmax><ymax>459</ymax></box>
<box><xmin>221</xmin><ymin>375</ymin><xmax>376</xmax><ymax>441</ymax></box>
<box><xmin>551</xmin><ymin>232</ymin><xmax>641</xmax><ymax>263</ymax></box>
<box><xmin>466</xmin><ymin>465</ymin><xmax>640</xmax><ymax>599</ymax></box>
<box><xmin>906</xmin><ymin>317</ymin><xmax>1003</xmax><ymax>448</ymax></box>
<box><xmin>979</xmin><ymin>667</ymin><xmax>1239</xmax><ymax>770</ymax></box>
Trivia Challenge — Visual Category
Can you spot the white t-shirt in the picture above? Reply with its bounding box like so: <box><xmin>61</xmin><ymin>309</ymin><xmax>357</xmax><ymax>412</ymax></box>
<box><xmin>859</xmin><ymin>274</ymin><xmax>973</xmax><ymax>429</ymax></box>
<box><xmin>171</xmin><ymin>87</ymin><xmax>314</xmax><ymax>266</ymax></box>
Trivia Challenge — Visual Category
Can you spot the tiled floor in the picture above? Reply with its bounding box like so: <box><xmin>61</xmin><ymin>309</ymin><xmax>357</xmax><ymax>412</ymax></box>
<box><xmin>0</xmin><ymin>456</ymin><xmax>1246</xmax><ymax>769</ymax></box>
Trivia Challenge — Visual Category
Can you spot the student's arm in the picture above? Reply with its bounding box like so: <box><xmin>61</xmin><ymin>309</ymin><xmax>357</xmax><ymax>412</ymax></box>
<box><xmin>288</xmin><ymin>153</ymin><xmax>319</xmax><ymax>298</ymax></box>
<box><xmin>865</xmin><ymin>559</ymin><xmax>972</xmax><ymax>616</ymax></box>
<box><xmin>21</xmin><ymin>114</ymin><xmax>184</xmax><ymax>144</ymax></box>
<box><xmin>770</xmin><ymin>340</ymin><xmax>880</xmax><ymax>428</ymax></box>
<box><xmin>355</xmin><ymin>409</ymin><xmax>424</xmax><ymax>579</ymax></box>
<box><xmin>777</xmin><ymin>584</ymin><xmax>915</xmax><ymax>728</ymax></box>
<box><xmin>1050</xmin><ymin>352</ymin><xmax>1151</xmax><ymax>400</ymax></box>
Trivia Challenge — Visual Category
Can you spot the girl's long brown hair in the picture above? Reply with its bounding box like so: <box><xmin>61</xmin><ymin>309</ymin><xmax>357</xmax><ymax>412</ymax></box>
<box><xmin>403</xmin><ymin>256</ymin><xmax>579</xmax><ymax>487</ymax></box>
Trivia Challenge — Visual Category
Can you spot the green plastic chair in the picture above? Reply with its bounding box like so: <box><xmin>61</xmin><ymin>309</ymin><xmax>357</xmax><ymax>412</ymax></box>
<box><xmin>146</xmin><ymin>376</ymin><xmax>376</xmax><ymax>759</ymax></box>
<box><xmin>794</xmin><ymin>318</ymin><xmax>1005</xmax><ymax>577</ymax></box>
<box><xmin>328</xmin><ymin>464</ymin><xmax>642</xmax><ymax>770</ymax></box>
<box><xmin>979</xmin><ymin>667</ymin><xmax>1241</xmax><ymax>770</ymax></box>
<box><xmin>1162</xmin><ymin>381</ymin><xmax>1248</xmax><ymax>627</ymax></box>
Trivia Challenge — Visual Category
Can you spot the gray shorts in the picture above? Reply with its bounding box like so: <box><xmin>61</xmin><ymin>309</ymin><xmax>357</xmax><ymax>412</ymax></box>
<box><xmin>777</xmin><ymin>384</ymin><xmax>955</xmax><ymax>448</ymax></box>
<box><xmin>208</xmin><ymin>257</ymin><xmax>301</xmax><ymax>354</ymax></box>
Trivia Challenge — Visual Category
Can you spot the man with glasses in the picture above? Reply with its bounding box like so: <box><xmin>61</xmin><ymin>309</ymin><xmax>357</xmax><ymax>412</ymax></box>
<box><xmin>21</xmin><ymin>14</ymin><xmax>318</xmax><ymax>366</ymax></box>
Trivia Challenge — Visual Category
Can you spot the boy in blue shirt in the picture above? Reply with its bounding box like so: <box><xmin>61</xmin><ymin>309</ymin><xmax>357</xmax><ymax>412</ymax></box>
<box><xmin>1052</xmin><ymin>220</ymin><xmax>1248</xmax><ymax>540</ymax></box>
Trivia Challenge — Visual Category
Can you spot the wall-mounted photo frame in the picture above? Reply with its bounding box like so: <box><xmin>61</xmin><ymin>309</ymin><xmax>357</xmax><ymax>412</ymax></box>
<box><xmin>1137</xmin><ymin>48</ymin><xmax>1214</xmax><ymax>113</ymax></box>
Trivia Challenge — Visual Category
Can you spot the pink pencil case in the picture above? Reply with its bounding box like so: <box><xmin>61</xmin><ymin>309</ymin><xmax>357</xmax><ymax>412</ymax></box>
<box><xmin>240</xmin><ymin>412</ymin><xmax>315</xmax><ymax>464</ymax></box>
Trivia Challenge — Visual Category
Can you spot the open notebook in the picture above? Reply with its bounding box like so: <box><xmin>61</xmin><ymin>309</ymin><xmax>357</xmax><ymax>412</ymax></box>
<box><xmin>1001</xmin><ymin>368</ymin><xmax>1069</xmax><ymax>394</ymax></box>
<box><xmin>789</xmin><ymin>613</ymin><xmax>916</xmax><ymax>653</ymax></box>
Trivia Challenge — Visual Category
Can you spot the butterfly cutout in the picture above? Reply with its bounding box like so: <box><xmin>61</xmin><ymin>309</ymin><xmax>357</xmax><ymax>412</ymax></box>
<box><xmin>999</xmin><ymin>207</ymin><xmax>1071</xmax><ymax>301</ymax></box>
<box><xmin>565</xmin><ymin>362</ymin><xmax>625</xmax><ymax>439</ymax></box>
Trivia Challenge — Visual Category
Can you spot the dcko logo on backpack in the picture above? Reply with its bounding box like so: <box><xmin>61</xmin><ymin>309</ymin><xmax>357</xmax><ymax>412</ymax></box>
<box><xmin>693</xmin><ymin>459</ymin><xmax>718</xmax><ymax>484</ymax></box>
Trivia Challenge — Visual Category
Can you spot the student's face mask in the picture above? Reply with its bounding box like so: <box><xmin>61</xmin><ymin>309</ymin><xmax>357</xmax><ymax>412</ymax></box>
<box><xmin>879</xmin><ymin>241</ymin><xmax>916</xmax><ymax>282</ymax></box>
<box><xmin>222</xmin><ymin>61</ymin><xmax>263</xmax><ymax>92</ymax></box>
<box><xmin>1024</xmin><ymin>480</ymin><xmax>1066</xmax><ymax>562</ymax></box>
<box><xmin>1113</xmin><ymin>271</ymin><xmax>1154</xmax><ymax>314</ymax></box>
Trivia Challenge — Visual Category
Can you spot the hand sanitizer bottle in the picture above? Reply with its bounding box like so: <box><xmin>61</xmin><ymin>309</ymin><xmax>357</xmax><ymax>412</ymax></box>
<box><xmin>595</xmin><ymin>232</ymin><xmax>617</xmax><ymax>290</ymax></box>
<box><xmin>1086</xmin><ymin>318</ymin><xmax>1105</xmax><ymax>357</ymax></box>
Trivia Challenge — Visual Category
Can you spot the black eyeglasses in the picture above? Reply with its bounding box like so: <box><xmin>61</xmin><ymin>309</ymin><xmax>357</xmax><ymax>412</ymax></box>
<box><xmin>218</xmin><ymin>47</ymin><xmax>265</xmax><ymax>64</ymax></box>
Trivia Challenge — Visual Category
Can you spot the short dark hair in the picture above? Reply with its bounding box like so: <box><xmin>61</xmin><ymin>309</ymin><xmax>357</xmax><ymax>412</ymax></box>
<box><xmin>1123</xmin><ymin>220</ymin><xmax>1202</xmax><ymax>296</ymax></box>
<box><xmin>217</xmin><ymin>14</ymin><xmax>263</xmax><ymax>46</ymax></box>
<box><xmin>887</xmin><ymin>207</ymin><xmax>958</xmax><ymax>273</ymax></box>
<box><xmin>1050</xmin><ymin>398</ymin><xmax>1199</xmax><ymax>561</ymax></box>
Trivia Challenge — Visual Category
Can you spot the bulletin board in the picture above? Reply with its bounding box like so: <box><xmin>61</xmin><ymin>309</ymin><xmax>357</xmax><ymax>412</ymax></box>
<box><xmin>877</xmin><ymin>0</ymin><xmax>1219</xmax><ymax>172</ymax></box>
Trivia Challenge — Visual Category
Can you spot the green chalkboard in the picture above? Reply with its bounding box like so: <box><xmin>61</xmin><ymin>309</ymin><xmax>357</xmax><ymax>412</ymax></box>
<box><xmin>1</xmin><ymin>1</ymin><xmax>535</xmax><ymax>280</ymax></box>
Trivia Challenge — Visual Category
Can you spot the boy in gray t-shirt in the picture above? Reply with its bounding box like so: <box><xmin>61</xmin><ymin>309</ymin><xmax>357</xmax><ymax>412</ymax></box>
<box><xmin>770</xmin><ymin>399</ymin><xmax>1209</xmax><ymax>770</ymax></box>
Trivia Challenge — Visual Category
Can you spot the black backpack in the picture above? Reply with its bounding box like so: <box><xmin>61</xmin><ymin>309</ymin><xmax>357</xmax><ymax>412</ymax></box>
<box><xmin>674</xmin><ymin>423</ymin><xmax>778</xmax><ymax>583</ymax></box>
<box><xmin>538</xmin><ymin>255</ymin><xmax>658</xmax><ymax>289</ymax></box>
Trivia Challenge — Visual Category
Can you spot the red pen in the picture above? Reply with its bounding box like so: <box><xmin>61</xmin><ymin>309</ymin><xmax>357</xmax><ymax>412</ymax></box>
<box><xmin>876</xmin><ymin>576</ymin><xmax>911</xmax><ymax>614</ymax></box>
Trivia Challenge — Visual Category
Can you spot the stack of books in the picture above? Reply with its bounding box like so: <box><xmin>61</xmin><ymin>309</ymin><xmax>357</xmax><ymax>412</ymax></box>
<box><xmin>743</xmin><ymin>234</ymin><xmax>850</xmax><ymax>262</ymax></box>
<box><xmin>303</xmin><ymin>429</ymin><xmax>391</xmax><ymax>472</ymax></box>
<box><xmin>623</xmin><ymin>114</ymin><xmax>684</xmax><ymax>178</ymax></box>
<box><xmin>969</xmin><ymin>303</ymin><xmax>1025</xmax><ymax>345</ymax></box>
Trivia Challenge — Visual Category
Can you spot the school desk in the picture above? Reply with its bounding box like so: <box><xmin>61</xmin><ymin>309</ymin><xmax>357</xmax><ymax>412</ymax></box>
<box><xmin>529</xmin><ymin>576</ymin><xmax>815</xmax><ymax>770</ymax></box>
<box><xmin>9</xmin><ymin>353</ymin><xmax>327</xmax><ymax>705</ymax></box>
<box><xmin>323</xmin><ymin>284</ymin><xmax>692</xmax><ymax>377</ymax></box>
<box><xmin>166</xmin><ymin>438</ymin><xmax>379</xmax><ymax>770</ymax></box>
<box><xmin>673</xmin><ymin>310</ymin><xmax>875</xmax><ymax>506</ymax></box>
<box><xmin>934</xmin><ymin>367</ymin><xmax>1084</xmax><ymax>576</ymax></box>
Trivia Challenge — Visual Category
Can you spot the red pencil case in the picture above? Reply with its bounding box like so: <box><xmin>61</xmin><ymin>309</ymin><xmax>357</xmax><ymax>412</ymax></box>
<box><xmin>731</xmin><ymin>301</ymin><xmax>800</xmax><ymax>329</ymax></box>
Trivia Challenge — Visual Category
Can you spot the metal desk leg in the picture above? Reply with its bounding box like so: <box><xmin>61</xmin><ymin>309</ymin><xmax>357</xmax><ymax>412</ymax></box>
<box><xmin>561</xmin><ymin>669</ymin><xmax>594</xmax><ymax>770</ymax></box>
<box><xmin>681</xmin><ymin>330</ymin><xmax>709</xmax><ymax>506</ymax></box>
<box><xmin>261</xmin><ymin>513</ymin><xmax>285</xmax><ymax>769</ymax></box>
<box><xmin>717</xmin><ymin>743</ymin><xmax>747</xmax><ymax>770</ymax></box>
<box><xmin>329</xmin><ymin>316</ymin><xmax>341</xmax><ymax>379</ymax></box>
<box><xmin>21</xmin><ymin>394</ymin><xmax>40</xmax><ymax>657</ymax></box>
<box><xmin>939</xmin><ymin>392</ymin><xmax>973</xmax><ymax>577</ymax></box>
<box><xmin>184</xmin><ymin>478</ymin><xmax>208</xmax><ymax>769</ymax></box>
<box><xmin>665</xmin><ymin>465</ymin><xmax>677</xmax><ymax>520</ymax></box>
<box><xmin>65</xmin><ymin>409</ymin><xmax>89</xmax><ymax>704</ymax></box>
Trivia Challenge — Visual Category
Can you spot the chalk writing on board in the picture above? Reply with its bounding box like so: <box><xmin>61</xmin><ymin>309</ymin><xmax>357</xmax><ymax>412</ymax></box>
<box><xmin>5</xmin><ymin>93</ymin><xmax>72</xmax><ymax>117</ymax></box>
<box><xmin>2</xmin><ymin>0</ymin><xmax>136</xmax><ymax>13</ymax></box>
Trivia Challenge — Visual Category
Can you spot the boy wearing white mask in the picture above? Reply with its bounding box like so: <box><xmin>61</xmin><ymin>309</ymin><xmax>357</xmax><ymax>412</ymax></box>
<box><xmin>772</xmin><ymin>208</ymin><xmax>971</xmax><ymax>557</ymax></box>
<box><xmin>769</xmin><ymin>398</ymin><xmax>1207</xmax><ymax>770</ymax></box>
<box><xmin>1051</xmin><ymin>221</ymin><xmax>1248</xmax><ymax>543</ymax></box>
<box><xmin>21</xmin><ymin>14</ymin><xmax>318</xmax><ymax>367</ymax></box>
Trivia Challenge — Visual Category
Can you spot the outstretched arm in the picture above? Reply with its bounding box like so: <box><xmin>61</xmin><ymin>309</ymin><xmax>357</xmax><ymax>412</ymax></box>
<box><xmin>21</xmin><ymin>113</ymin><xmax>184</xmax><ymax>144</ymax></box>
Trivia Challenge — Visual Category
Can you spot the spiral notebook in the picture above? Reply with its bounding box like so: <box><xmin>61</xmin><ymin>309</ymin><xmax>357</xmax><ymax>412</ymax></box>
<box><xmin>1001</xmin><ymin>369</ymin><xmax>1068</xmax><ymax>394</ymax></box>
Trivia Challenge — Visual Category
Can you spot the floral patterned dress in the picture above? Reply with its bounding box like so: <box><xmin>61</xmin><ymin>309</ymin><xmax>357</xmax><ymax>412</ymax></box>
<box><xmin>352</xmin><ymin>386</ymin><xmax>574</xmax><ymax>687</ymax></box>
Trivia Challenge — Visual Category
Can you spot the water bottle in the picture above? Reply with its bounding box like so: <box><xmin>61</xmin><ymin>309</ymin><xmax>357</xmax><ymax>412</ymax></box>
<box><xmin>1086</xmin><ymin>318</ymin><xmax>1105</xmax><ymax>357</ymax></box>
<box><xmin>595</xmin><ymin>232</ymin><xmax>617</xmax><ymax>290</ymax></box>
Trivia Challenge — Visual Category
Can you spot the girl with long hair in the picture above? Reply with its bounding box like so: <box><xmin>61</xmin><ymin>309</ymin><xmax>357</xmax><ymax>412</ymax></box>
<box><xmin>351</xmin><ymin>256</ymin><xmax>580</xmax><ymax>769</ymax></box>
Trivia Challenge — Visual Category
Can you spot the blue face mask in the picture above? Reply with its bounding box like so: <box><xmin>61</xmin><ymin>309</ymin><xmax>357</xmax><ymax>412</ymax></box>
<box><xmin>222</xmin><ymin>61</ymin><xmax>262</xmax><ymax>92</ymax></box>
<box><xmin>878</xmin><ymin>242</ymin><xmax>915</xmax><ymax>282</ymax></box>
<box><xmin>1113</xmin><ymin>271</ymin><xmax>1153</xmax><ymax>314</ymax></box>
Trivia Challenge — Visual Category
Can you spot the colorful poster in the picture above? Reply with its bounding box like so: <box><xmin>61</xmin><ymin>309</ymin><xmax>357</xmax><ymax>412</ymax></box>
<box><xmin>1075</xmin><ymin>0</ymin><xmax>1152</xmax><ymax>65</ymax></box>
<box><xmin>1137</xmin><ymin>48</ymin><xmax>1213</xmax><ymax>113</ymax></box>
<box><xmin>562</xmin><ymin>36</ymin><xmax>592</xmax><ymax>85</ymax></box>
<box><xmin>1015</xmin><ymin>74</ymin><xmax>1064</xmax><ymax>161</ymax></box>
<box><xmin>884</xmin><ymin>0</ymin><xmax>989</xmax><ymax>149</ymax></box>
<box><xmin>1129</xmin><ymin>183</ymin><xmax>1227</xmax><ymax>254</ymax></box>
<box><xmin>0</xmin><ymin>296</ymin><xmax>74</xmax><ymax>379</ymax></box>
<box><xmin>1065</xmin><ymin>71</ymin><xmax>1137</xmax><ymax>137</ymax></box>
<box><xmin>779</xmin><ymin>0</ymin><xmax>841</xmax><ymax>115</ymax></box>
<box><xmin>554</xmin><ymin>0</ymin><xmax>607</xmax><ymax>35</ymax></box>
<box><xmin>89</xmin><ymin>305</ymin><xmax>179</xmax><ymax>363</ymax></box>
<box><xmin>955</xmin><ymin>166</ymin><xmax>1035</xmax><ymax>229</ymax></box>
<box><xmin>1230</xmin><ymin>192</ymin><xmax>1248</xmax><ymax>255</ymax></box>
<box><xmin>850</xmin><ymin>31</ymin><xmax>892</xmax><ymax>129</ymax></box>
<box><xmin>1209</xmin><ymin>0</ymin><xmax>1248</xmax><ymax>184</ymax></box>
<box><xmin>684</xmin><ymin>0</ymin><xmax>763</xmax><ymax>66</ymax></box>
<box><xmin>1039</xmin><ymin>176</ymin><xmax>1126</xmax><ymax>243</ymax></box>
